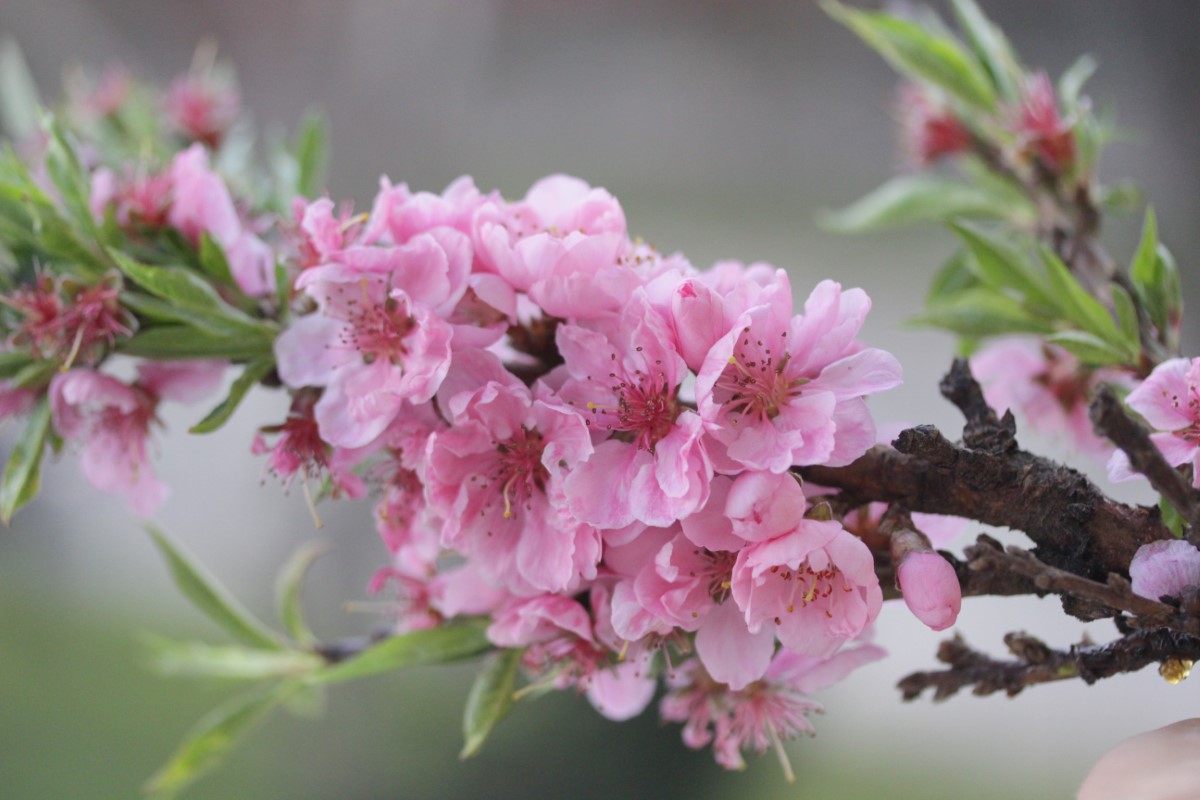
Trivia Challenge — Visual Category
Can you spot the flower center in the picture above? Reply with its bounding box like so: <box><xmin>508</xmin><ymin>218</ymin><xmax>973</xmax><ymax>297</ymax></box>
<box><xmin>337</xmin><ymin>289</ymin><xmax>416</xmax><ymax>365</ymax></box>
<box><xmin>491</xmin><ymin>427</ymin><xmax>549</xmax><ymax>520</ymax></box>
<box><xmin>715</xmin><ymin>328</ymin><xmax>804</xmax><ymax>422</ymax></box>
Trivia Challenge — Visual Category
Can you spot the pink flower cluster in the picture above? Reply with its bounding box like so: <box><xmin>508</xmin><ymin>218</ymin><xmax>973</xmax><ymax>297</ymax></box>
<box><xmin>269</xmin><ymin>173</ymin><xmax>909</xmax><ymax>767</ymax></box>
<box><xmin>1108</xmin><ymin>357</ymin><xmax>1200</xmax><ymax>487</ymax></box>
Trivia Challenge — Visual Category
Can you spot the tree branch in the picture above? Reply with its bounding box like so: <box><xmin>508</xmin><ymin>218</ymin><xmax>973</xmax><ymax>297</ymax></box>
<box><xmin>897</xmin><ymin>628</ymin><xmax>1200</xmax><ymax>702</ymax></box>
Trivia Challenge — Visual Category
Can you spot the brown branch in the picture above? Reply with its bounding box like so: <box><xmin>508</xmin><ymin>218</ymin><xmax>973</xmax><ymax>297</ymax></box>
<box><xmin>803</xmin><ymin>411</ymin><xmax>1169</xmax><ymax>585</ymax></box>
<box><xmin>898</xmin><ymin>628</ymin><xmax>1200</xmax><ymax>702</ymax></box>
<box><xmin>1089</xmin><ymin>385</ymin><xmax>1200</xmax><ymax>541</ymax></box>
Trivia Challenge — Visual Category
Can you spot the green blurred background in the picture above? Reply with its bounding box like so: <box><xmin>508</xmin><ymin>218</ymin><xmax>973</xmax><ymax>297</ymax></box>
<box><xmin>2</xmin><ymin>2</ymin><xmax>1199</xmax><ymax>798</ymax></box>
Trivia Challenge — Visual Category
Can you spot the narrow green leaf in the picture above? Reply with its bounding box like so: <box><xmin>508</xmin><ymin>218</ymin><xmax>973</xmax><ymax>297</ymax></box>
<box><xmin>44</xmin><ymin>120</ymin><xmax>97</xmax><ymax>237</ymax></box>
<box><xmin>309</xmin><ymin>620</ymin><xmax>491</xmax><ymax>686</ymax></box>
<box><xmin>926</xmin><ymin>248</ymin><xmax>979</xmax><ymax>305</ymax></box>
<box><xmin>118</xmin><ymin>325</ymin><xmax>275</xmax><ymax>361</ymax></box>
<box><xmin>144</xmin><ymin>635</ymin><xmax>322</xmax><ymax>680</ymax></box>
<box><xmin>913</xmin><ymin>287</ymin><xmax>1055</xmax><ymax>338</ymax></box>
<box><xmin>1130</xmin><ymin>207</ymin><xmax>1160</xmax><ymax>291</ymax></box>
<box><xmin>823</xmin><ymin>0</ymin><xmax>996</xmax><ymax>110</ymax></box>
<box><xmin>1160</xmin><ymin>495</ymin><xmax>1187</xmax><ymax>539</ymax></box>
<box><xmin>274</xmin><ymin>540</ymin><xmax>329</xmax><ymax>646</ymax></box>
<box><xmin>1058</xmin><ymin>54</ymin><xmax>1098</xmax><ymax>112</ymax></box>
<box><xmin>0</xmin><ymin>351</ymin><xmax>34</xmax><ymax>379</ymax></box>
<box><xmin>292</xmin><ymin>111</ymin><xmax>329</xmax><ymax>199</ymax></box>
<box><xmin>1040</xmin><ymin>246</ymin><xmax>1123</xmax><ymax>346</ymax></box>
<box><xmin>0</xmin><ymin>39</ymin><xmax>41</xmax><ymax>141</ymax></box>
<box><xmin>948</xmin><ymin>0</ymin><xmax>1022</xmax><ymax>100</ymax></box>
<box><xmin>1110</xmin><ymin>283</ymin><xmax>1140</xmax><ymax>352</ymax></box>
<box><xmin>144</xmin><ymin>679</ymin><xmax>300</xmax><ymax>799</ymax></box>
<box><xmin>109</xmin><ymin>249</ymin><xmax>276</xmax><ymax>339</ymax></box>
<box><xmin>190</xmin><ymin>357</ymin><xmax>274</xmax><ymax>434</ymax></box>
<box><xmin>461</xmin><ymin>648</ymin><xmax>522</xmax><ymax>760</ymax></box>
<box><xmin>146</xmin><ymin>525</ymin><xmax>285</xmax><ymax>651</ymax></box>
<box><xmin>0</xmin><ymin>396</ymin><xmax>50</xmax><ymax>524</ymax></box>
<box><xmin>948</xmin><ymin>221</ymin><xmax>1056</xmax><ymax>311</ymax></box>
<box><xmin>821</xmin><ymin>175</ymin><xmax>1022</xmax><ymax>233</ymax></box>
<box><xmin>1043</xmin><ymin>330</ymin><xmax>1129</xmax><ymax>367</ymax></box>
<box><xmin>197</xmin><ymin>233</ymin><xmax>235</xmax><ymax>286</ymax></box>
<box><xmin>10</xmin><ymin>358</ymin><xmax>57</xmax><ymax>390</ymax></box>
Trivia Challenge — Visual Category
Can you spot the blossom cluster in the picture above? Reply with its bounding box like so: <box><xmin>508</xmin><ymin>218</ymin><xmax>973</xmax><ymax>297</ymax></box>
<box><xmin>263</xmin><ymin>172</ymin><xmax>927</xmax><ymax>766</ymax></box>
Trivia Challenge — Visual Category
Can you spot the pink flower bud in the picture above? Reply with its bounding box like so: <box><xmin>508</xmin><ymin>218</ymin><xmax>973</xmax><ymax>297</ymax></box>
<box><xmin>897</xmin><ymin>551</ymin><xmax>962</xmax><ymax>631</ymax></box>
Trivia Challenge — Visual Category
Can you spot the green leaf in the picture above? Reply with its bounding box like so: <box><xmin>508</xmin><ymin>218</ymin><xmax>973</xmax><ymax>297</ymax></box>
<box><xmin>1160</xmin><ymin>495</ymin><xmax>1187</xmax><ymax>538</ymax></box>
<box><xmin>0</xmin><ymin>350</ymin><xmax>34</xmax><ymax>378</ymax></box>
<box><xmin>1058</xmin><ymin>54</ymin><xmax>1098</xmax><ymax>112</ymax></box>
<box><xmin>1094</xmin><ymin>181</ymin><xmax>1143</xmax><ymax>216</ymax></box>
<box><xmin>0</xmin><ymin>39</ymin><xmax>41</xmax><ymax>141</ymax></box>
<box><xmin>948</xmin><ymin>222</ymin><xmax>1056</xmax><ymax>312</ymax></box>
<box><xmin>144</xmin><ymin>635</ymin><xmax>323</xmax><ymax>680</ymax></box>
<box><xmin>926</xmin><ymin>248</ymin><xmax>979</xmax><ymax>305</ymax></box>
<box><xmin>146</xmin><ymin>525</ymin><xmax>285</xmax><ymax>651</ymax></box>
<box><xmin>190</xmin><ymin>357</ymin><xmax>274</xmax><ymax>435</ymax></box>
<box><xmin>913</xmin><ymin>287</ymin><xmax>1055</xmax><ymax>338</ymax></box>
<box><xmin>1110</xmin><ymin>283</ymin><xmax>1140</xmax><ymax>351</ymax></box>
<box><xmin>274</xmin><ymin>540</ymin><xmax>328</xmax><ymax>646</ymax></box>
<box><xmin>460</xmin><ymin>648</ymin><xmax>522</xmax><ymax>760</ymax></box>
<box><xmin>292</xmin><ymin>111</ymin><xmax>329</xmax><ymax>199</ymax></box>
<box><xmin>1130</xmin><ymin>207</ymin><xmax>1160</xmax><ymax>295</ymax></box>
<box><xmin>309</xmin><ymin>620</ymin><xmax>491</xmax><ymax>686</ymax></box>
<box><xmin>823</xmin><ymin>0</ymin><xmax>996</xmax><ymax>110</ymax></box>
<box><xmin>144</xmin><ymin>679</ymin><xmax>300</xmax><ymax>800</ymax></box>
<box><xmin>197</xmin><ymin>233</ymin><xmax>235</xmax><ymax>286</ymax></box>
<box><xmin>44</xmin><ymin>120</ymin><xmax>97</xmax><ymax>237</ymax></box>
<box><xmin>821</xmin><ymin>175</ymin><xmax>1024</xmax><ymax>233</ymax></box>
<box><xmin>10</xmin><ymin>358</ymin><xmax>57</xmax><ymax>390</ymax></box>
<box><xmin>118</xmin><ymin>325</ymin><xmax>275</xmax><ymax>360</ymax></box>
<box><xmin>948</xmin><ymin>0</ymin><xmax>1022</xmax><ymax>100</ymax></box>
<box><xmin>1043</xmin><ymin>330</ymin><xmax>1129</xmax><ymax>367</ymax></box>
<box><xmin>0</xmin><ymin>396</ymin><xmax>50</xmax><ymax>524</ymax></box>
<box><xmin>109</xmin><ymin>249</ymin><xmax>276</xmax><ymax>339</ymax></box>
<box><xmin>1039</xmin><ymin>246</ymin><xmax>1124</xmax><ymax>347</ymax></box>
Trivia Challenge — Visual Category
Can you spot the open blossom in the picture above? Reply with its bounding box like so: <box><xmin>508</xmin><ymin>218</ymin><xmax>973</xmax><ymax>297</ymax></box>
<box><xmin>274</xmin><ymin>227</ymin><xmax>472</xmax><ymax>448</ymax></box>
<box><xmin>558</xmin><ymin>293</ymin><xmax>711</xmax><ymax>529</ymax></box>
<box><xmin>1108</xmin><ymin>357</ymin><xmax>1200</xmax><ymax>487</ymax></box>
<box><xmin>731</xmin><ymin>518</ymin><xmax>882</xmax><ymax>658</ymax></box>
<box><xmin>696</xmin><ymin>275</ymin><xmax>901</xmax><ymax>473</ymax></box>
<box><xmin>425</xmin><ymin>376</ymin><xmax>599</xmax><ymax>595</ymax></box>
<box><xmin>49</xmin><ymin>361</ymin><xmax>223</xmax><ymax>516</ymax></box>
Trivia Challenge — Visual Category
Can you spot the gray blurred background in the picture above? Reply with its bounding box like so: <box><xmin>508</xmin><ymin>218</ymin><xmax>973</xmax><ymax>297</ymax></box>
<box><xmin>1</xmin><ymin>1</ymin><xmax>1199</xmax><ymax>798</ymax></box>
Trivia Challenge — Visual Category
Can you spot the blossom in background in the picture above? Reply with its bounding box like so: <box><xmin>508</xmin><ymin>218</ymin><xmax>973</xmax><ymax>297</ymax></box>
<box><xmin>972</xmin><ymin>337</ymin><xmax>1121</xmax><ymax>458</ymax></box>
<box><xmin>1013</xmin><ymin>71</ymin><xmax>1076</xmax><ymax>174</ymax></box>
<box><xmin>896</xmin><ymin>83</ymin><xmax>973</xmax><ymax>165</ymax></box>
<box><xmin>1129</xmin><ymin>539</ymin><xmax>1200</xmax><ymax>602</ymax></box>
<box><xmin>1108</xmin><ymin>357</ymin><xmax>1200</xmax><ymax>487</ymax></box>
<box><xmin>49</xmin><ymin>360</ymin><xmax>224</xmax><ymax>516</ymax></box>
<box><xmin>1</xmin><ymin>272</ymin><xmax>134</xmax><ymax>368</ymax></box>
<box><xmin>163</xmin><ymin>70</ymin><xmax>240</xmax><ymax>149</ymax></box>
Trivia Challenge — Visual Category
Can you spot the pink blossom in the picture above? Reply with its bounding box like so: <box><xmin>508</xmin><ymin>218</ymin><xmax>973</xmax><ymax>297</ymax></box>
<box><xmin>363</xmin><ymin>175</ymin><xmax>489</xmax><ymax>245</ymax></box>
<box><xmin>896</xmin><ymin>550</ymin><xmax>961</xmax><ymax>631</ymax></box>
<box><xmin>730</xmin><ymin>519</ymin><xmax>882</xmax><ymax>658</ymax></box>
<box><xmin>274</xmin><ymin>230</ymin><xmax>474</xmax><ymax>448</ymax></box>
<box><xmin>1129</xmin><ymin>539</ymin><xmax>1200</xmax><ymax>602</ymax></box>
<box><xmin>697</xmin><ymin>276</ymin><xmax>901</xmax><ymax>473</ymax></box>
<box><xmin>89</xmin><ymin>166</ymin><xmax>173</xmax><ymax>230</ymax></box>
<box><xmin>897</xmin><ymin>83</ymin><xmax>973</xmax><ymax>165</ymax></box>
<box><xmin>49</xmin><ymin>361</ymin><xmax>223</xmax><ymax>516</ymax></box>
<box><xmin>1</xmin><ymin>273</ymin><xmax>134</xmax><ymax>368</ymax></box>
<box><xmin>425</xmin><ymin>380</ymin><xmax>598</xmax><ymax>595</ymax></box>
<box><xmin>660</xmin><ymin>639</ymin><xmax>884</xmax><ymax>773</ymax></box>
<box><xmin>972</xmin><ymin>338</ymin><xmax>1121</xmax><ymax>459</ymax></box>
<box><xmin>1107</xmin><ymin>358</ymin><xmax>1200</xmax><ymax>486</ymax></box>
<box><xmin>1013</xmin><ymin>71</ymin><xmax>1075</xmax><ymax>173</ymax></box>
<box><xmin>557</xmin><ymin>293</ymin><xmax>711</xmax><ymax>529</ymax></box>
<box><xmin>168</xmin><ymin>145</ymin><xmax>274</xmax><ymax>296</ymax></box>
<box><xmin>163</xmin><ymin>71</ymin><xmax>240</xmax><ymax>149</ymax></box>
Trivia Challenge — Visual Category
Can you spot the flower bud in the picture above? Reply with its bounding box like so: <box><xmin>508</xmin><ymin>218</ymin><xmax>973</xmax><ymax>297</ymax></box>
<box><xmin>892</xmin><ymin>529</ymin><xmax>961</xmax><ymax>631</ymax></box>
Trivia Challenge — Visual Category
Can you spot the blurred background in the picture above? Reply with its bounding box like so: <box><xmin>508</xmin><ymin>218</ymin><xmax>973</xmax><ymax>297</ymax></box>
<box><xmin>1</xmin><ymin>1</ymin><xmax>1199</xmax><ymax>798</ymax></box>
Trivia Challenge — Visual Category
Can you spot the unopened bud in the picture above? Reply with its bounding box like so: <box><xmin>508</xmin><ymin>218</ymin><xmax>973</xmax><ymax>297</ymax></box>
<box><xmin>895</xmin><ymin>546</ymin><xmax>962</xmax><ymax>632</ymax></box>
